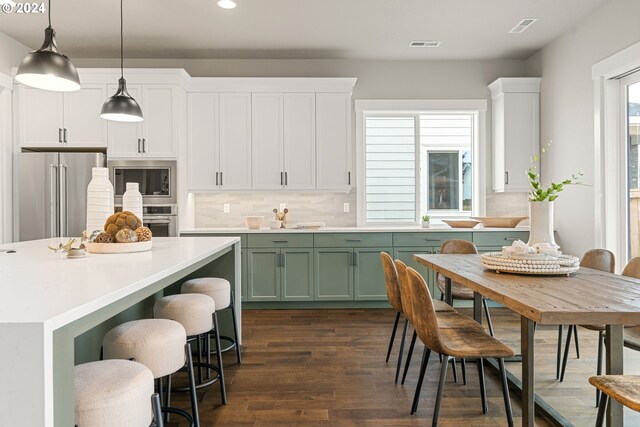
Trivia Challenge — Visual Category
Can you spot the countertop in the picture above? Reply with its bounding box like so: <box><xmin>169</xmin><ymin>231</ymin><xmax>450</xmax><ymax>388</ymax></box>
<box><xmin>180</xmin><ymin>226</ymin><xmax>530</xmax><ymax>234</ymax></box>
<box><xmin>0</xmin><ymin>236</ymin><xmax>239</xmax><ymax>327</ymax></box>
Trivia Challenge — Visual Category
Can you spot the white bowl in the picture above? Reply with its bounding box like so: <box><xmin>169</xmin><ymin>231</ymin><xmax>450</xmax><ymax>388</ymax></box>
<box><xmin>245</xmin><ymin>216</ymin><xmax>264</xmax><ymax>230</ymax></box>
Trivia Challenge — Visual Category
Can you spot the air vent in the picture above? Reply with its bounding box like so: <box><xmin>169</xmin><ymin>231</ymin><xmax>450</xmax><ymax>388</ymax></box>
<box><xmin>409</xmin><ymin>40</ymin><xmax>441</xmax><ymax>48</ymax></box>
<box><xmin>509</xmin><ymin>18</ymin><xmax>538</xmax><ymax>34</ymax></box>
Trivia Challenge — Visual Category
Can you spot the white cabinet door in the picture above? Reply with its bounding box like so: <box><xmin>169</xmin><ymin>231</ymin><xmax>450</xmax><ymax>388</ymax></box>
<box><xmin>284</xmin><ymin>93</ymin><xmax>316</xmax><ymax>190</ymax></box>
<box><xmin>503</xmin><ymin>93</ymin><xmax>539</xmax><ymax>191</ymax></box>
<box><xmin>107</xmin><ymin>84</ymin><xmax>143</xmax><ymax>158</ymax></box>
<box><xmin>18</xmin><ymin>86</ymin><xmax>64</xmax><ymax>147</ymax></box>
<box><xmin>187</xmin><ymin>93</ymin><xmax>220</xmax><ymax>191</ymax></box>
<box><xmin>316</xmin><ymin>93</ymin><xmax>352</xmax><ymax>191</ymax></box>
<box><xmin>220</xmin><ymin>93</ymin><xmax>252</xmax><ymax>190</ymax></box>
<box><xmin>251</xmin><ymin>93</ymin><xmax>283</xmax><ymax>190</ymax></box>
<box><xmin>63</xmin><ymin>84</ymin><xmax>108</xmax><ymax>147</ymax></box>
<box><xmin>142</xmin><ymin>85</ymin><xmax>178</xmax><ymax>158</ymax></box>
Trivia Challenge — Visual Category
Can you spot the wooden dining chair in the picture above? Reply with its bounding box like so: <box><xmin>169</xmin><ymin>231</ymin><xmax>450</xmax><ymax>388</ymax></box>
<box><xmin>589</xmin><ymin>375</ymin><xmax>640</xmax><ymax>427</ymax></box>
<box><xmin>559</xmin><ymin>249</ymin><xmax>615</xmax><ymax>392</ymax></box>
<box><xmin>406</xmin><ymin>267</ymin><xmax>514</xmax><ymax>426</ymax></box>
<box><xmin>436</xmin><ymin>240</ymin><xmax>495</xmax><ymax>336</ymax></box>
<box><xmin>380</xmin><ymin>252</ymin><xmax>407</xmax><ymax>383</ymax></box>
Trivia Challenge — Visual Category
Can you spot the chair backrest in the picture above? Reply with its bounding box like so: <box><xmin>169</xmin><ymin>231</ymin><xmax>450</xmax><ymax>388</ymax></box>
<box><xmin>622</xmin><ymin>257</ymin><xmax>640</xmax><ymax>279</ymax></box>
<box><xmin>406</xmin><ymin>266</ymin><xmax>447</xmax><ymax>354</ymax></box>
<box><xmin>380</xmin><ymin>252</ymin><xmax>403</xmax><ymax>313</ymax></box>
<box><xmin>581</xmin><ymin>249</ymin><xmax>615</xmax><ymax>273</ymax></box>
<box><xmin>394</xmin><ymin>259</ymin><xmax>413</xmax><ymax>323</ymax></box>
<box><xmin>440</xmin><ymin>239</ymin><xmax>478</xmax><ymax>255</ymax></box>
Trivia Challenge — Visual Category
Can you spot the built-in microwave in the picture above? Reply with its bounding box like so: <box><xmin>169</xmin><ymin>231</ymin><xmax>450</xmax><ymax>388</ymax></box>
<box><xmin>108</xmin><ymin>160</ymin><xmax>176</xmax><ymax>205</ymax></box>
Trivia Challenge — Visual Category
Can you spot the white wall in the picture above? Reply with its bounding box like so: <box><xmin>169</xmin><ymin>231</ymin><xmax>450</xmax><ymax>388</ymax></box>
<box><xmin>0</xmin><ymin>32</ymin><xmax>30</xmax><ymax>75</ymax></box>
<box><xmin>525</xmin><ymin>0</ymin><xmax>640</xmax><ymax>257</ymax></box>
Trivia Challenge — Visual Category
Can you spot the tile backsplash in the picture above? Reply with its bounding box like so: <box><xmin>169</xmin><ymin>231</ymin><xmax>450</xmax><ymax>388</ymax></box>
<box><xmin>195</xmin><ymin>192</ymin><xmax>358</xmax><ymax>228</ymax></box>
<box><xmin>194</xmin><ymin>191</ymin><xmax>529</xmax><ymax>227</ymax></box>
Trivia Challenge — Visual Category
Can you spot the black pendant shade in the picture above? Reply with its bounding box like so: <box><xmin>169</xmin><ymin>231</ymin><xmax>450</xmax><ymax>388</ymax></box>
<box><xmin>100</xmin><ymin>77</ymin><xmax>143</xmax><ymax>122</ymax></box>
<box><xmin>101</xmin><ymin>0</ymin><xmax>143</xmax><ymax>122</ymax></box>
<box><xmin>15</xmin><ymin>13</ymin><xmax>81</xmax><ymax>92</ymax></box>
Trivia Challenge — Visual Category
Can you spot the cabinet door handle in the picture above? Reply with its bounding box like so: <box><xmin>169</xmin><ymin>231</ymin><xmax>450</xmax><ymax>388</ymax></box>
<box><xmin>58</xmin><ymin>128</ymin><xmax>62</xmax><ymax>143</ymax></box>
<box><xmin>272</xmin><ymin>240</ymin><xmax>288</xmax><ymax>243</ymax></box>
<box><xmin>285</xmin><ymin>172</ymin><xmax>288</xmax><ymax>185</ymax></box>
<box><xmin>216</xmin><ymin>172</ymin><xmax>219</xmax><ymax>186</ymax></box>
<box><xmin>63</xmin><ymin>128</ymin><xmax>68</xmax><ymax>143</ymax></box>
<box><xmin>505</xmin><ymin>171</ymin><xmax>509</xmax><ymax>185</ymax></box>
<box><xmin>280</xmin><ymin>172</ymin><xmax>283</xmax><ymax>186</ymax></box>
<box><xmin>137</xmin><ymin>139</ymin><xmax>141</xmax><ymax>153</ymax></box>
<box><xmin>220</xmin><ymin>172</ymin><xmax>223</xmax><ymax>186</ymax></box>
<box><xmin>348</xmin><ymin>171</ymin><xmax>351</xmax><ymax>185</ymax></box>
<box><xmin>142</xmin><ymin>138</ymin><xmax>147</xmax><ymax>153</ymax></box>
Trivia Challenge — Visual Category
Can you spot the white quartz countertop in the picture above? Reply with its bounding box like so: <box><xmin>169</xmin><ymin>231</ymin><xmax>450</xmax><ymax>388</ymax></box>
<box><xmin>181</xmin><ymin>226</ymin><xmax>530</xmax><ymax>234</ymax></box>
<box><xmin>0</xmin><ymin>237</ymin><xmax>239</xmax><ymax>328</ymax></box>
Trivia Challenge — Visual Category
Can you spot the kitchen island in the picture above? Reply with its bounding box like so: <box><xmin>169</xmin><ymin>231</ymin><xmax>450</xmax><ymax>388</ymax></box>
<box><xmin>0</xmin><ymin>236</ymin><xmax>240</xmax><ymax>427</ymax></box>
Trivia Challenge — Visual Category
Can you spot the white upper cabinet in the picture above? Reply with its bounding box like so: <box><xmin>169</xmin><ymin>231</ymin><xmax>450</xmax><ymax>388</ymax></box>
<box><xmin>489</xmin><ymin>77</ymin><xmax>541</xmax><ymax>192</ymax></box>
<box><xmin>16</xmin><ymin>84</ymin><xmax>107</xmax><ymax>148</ymax></box>
<box><xmin>316</xmin><ymin>92</ymin><xmax>352</xmax><ymax>191</ymax></box>
<box><xmin>220</xmin><ymin>93</ymin><xmax>252</xmax><ymax>190</ymax></box>
<box><xmin>251</xmin><ymin>93</ymin><xmax>283</xmax><ymax>190</ymax></box>
<box><xmin>284</xmin><ymin>93</ymin><xmax>316</xmax><ymax>190</ymax></box>
<box><xmin>107</xmin><ymin>84</ymin><xmax>179</xmax><ymax>159</ymax></box>
<box><xmin>187</xmin><ymin>93</ymin><xmax>219</xmax><ymax>191</ymax></box>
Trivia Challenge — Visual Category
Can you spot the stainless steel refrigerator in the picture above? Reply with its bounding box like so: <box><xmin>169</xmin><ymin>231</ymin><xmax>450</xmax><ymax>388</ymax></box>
<box><xmin>17</xmin><ymin>151</ymin><xmax>106</xmax><ymax>241</ymax></box>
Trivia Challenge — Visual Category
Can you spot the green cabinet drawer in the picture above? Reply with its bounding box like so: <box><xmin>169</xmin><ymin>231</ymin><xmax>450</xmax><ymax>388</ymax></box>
<box><xmin>354</xmin><ymin>247</ymin><xmax>392</xmax><ymax>300</ymax></box>
<box><xmin>248</xmin><ymin>233</ymin><xmax>313</xmax><ymax>248</ymax></box>
<box><xmin>180</xmin><ymin>233</ymin><xmax>247</xmax><ymax>248</ymax></box>
<box><xmin>472</xmin><ymin>231</ymin><xmax>529</xmax><ymax>247</ymax></box>
<box><xmin>393</xmin><ymin>232</ymin><xmax>473</xmax><ymax>248</ymax></box>
<box><xmin>314</xmin><ymin>233</ymin><xmax>393</xmax><ymax>248</ymax></box>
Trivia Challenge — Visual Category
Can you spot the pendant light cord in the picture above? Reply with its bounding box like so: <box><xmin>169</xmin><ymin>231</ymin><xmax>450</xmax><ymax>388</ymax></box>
<box><xmin>48</xmin><ymin>0</ymin><xmax>51</xmax><ymax>27</ymax></box>
<box><xmin>120</xmin><ymin>0</ymin><xmax>124</xmax><ymax>79</ymax></box>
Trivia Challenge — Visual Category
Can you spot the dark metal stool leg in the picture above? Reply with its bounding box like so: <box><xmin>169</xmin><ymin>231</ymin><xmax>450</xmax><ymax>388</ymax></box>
<box><xmin>596</xmin><ymin>331</ymin><xmax>604</xmax><ymax>406</ymax></box>
<box><xmin>185</xmin><ymin>343</ymin><xmax>201</xmax><ymax>427</ymax></box>
<box><xmin>450</xmin><ymin>357</ymin><xmax>458</xmax><ymax>383</ymax></box>
<box><xmin>559</xmin><ymin>324</ymin><xmax>574</xmax><ymax>382</ymax></box>
<box><xmin>196</xmin><ymin>335</ymin><xmax>203</xmax><ymax>384</ymax></box>
<box><xmin>432</xmin><ymin>355</ymin><xmax>450</xmax><ymax>426</ymax></box>
<box><xmin>556</xmin><ymin>325</ymin><xmax>563</xmax><ymax>379</ymax></box>
<box><xmin>401</xmin><ymin>330</ymin><xmax>417</xmax><ymax>385</ymax></box>
<box><xmin>595</xmin><ymin>394</ymin><xmax>608</xmax><ymax>427</ymax></box>
<box><xmin>165</xmin><ymin>375</ymin><xmax>171</xmax><ymax>423</ymax></box>
<box><xmin>395</xmin><ymin>319</ymin><xmax>409</xmax><ymax>383</ymax></box>
<box><xmin>156</xmin><ymin>378</ymin><xmax>164</xmax><ymax>416</ymax></box>
<box><xmin>386</xmin><ymin>312</ymin><xmax>400</xmax><ymax>363</ymax></box>
<box><xmin>213</xmin><ymin>312</ymin><xmax>228</xmax><ymax>404</ymax></box>
<box><xmin>482</xmin><ymin>299</ymin><xmax>495</xmax><ymax>337</ymax></box>
<box><xmin>477</xmin><ymin>358</ymin><xmax>487</xmax><ymax>414</ymax></box>
<box><xmin>230</xmin><ymin>293</ymin><xmax>242</xmax><ymax>363</ymax></box>
<box><xmin>574</xmin><ymin>325</ymin><xmax>580</xmax><ymax>358</ymax></box>
<box><xmin>410</xmin><ymin>347</ymin><xmax>431</xmax><ymax>414</ymax></box>
<box><xmin>498</xmin><ymin>358</ymin><xmax>514</xmax><ymax>427</ymax></box>
<box><xmin>151</xmin><ymin>393</ymin><xmax>164</xmax><ymax>427</ymax></box>
<box><xmin>206</xmin><ymin>333</ymin><xmax>212</xmax><ymax>379</ymax></box>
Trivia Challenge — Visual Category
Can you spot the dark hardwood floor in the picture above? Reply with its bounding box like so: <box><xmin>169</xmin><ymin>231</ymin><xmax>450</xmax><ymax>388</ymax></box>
<box><xmin>165</xmin><ymin>308</ymin><xmax>640</xmax><ymax>426</ymax></box>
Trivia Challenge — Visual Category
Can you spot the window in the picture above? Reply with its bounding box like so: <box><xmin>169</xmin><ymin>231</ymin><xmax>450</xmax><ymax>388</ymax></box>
<box><xmin>359</xmin><ymin>105</ymin><xmax>481</xmax><ymax>225</ymax></box>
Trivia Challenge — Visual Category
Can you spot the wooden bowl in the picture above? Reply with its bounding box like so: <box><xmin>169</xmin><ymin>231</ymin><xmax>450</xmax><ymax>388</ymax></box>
<box><xmin>442</xmin><ymin>219</ymin><xmax>481</xmax><ymax>228</ymax></box>
<box><xmin>86</xmin><ymin>241</ymin><xmax>152</xmax><ymax>254</ymax></box>
<box><xmin>471</xmin><ymin>216</ymin><xmax>528</xmax><ymax>228</ymax></box>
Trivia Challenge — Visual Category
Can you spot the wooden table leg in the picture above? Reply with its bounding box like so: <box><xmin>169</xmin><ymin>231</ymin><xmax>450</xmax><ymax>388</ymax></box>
<box><xmin>605</xmin><ymin>324</ymin><xmax>624</xmax><ymax>426</ymax></box>
<box><xmin>522</xmin><ymin>316</ymin><xmax>535</xmax><ymax>427</ymax></box>
<box><xmin>445</xmin><ymin>277</ymin><xmax>453</xmax><ymax>306</ymax></box>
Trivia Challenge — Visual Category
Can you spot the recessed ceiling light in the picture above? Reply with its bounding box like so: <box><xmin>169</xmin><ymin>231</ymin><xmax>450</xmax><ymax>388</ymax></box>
<box><xmin>409</xmin><ymin>40</ymin><xmax>441</xmax><ymax>48</ymax></box>
<box><xmin>509</xmin><ymin>18</ymin><xmax>538</xmax><ymax>34</ymax></box>
<box><xmin>217</xmin><ymin>0</ymin><xmax>236</xmax><ymax>9</ymax></box>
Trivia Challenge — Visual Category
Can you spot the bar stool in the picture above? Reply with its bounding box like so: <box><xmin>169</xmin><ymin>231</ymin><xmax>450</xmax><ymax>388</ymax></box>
<box><xmin>74</xmin><ymin>359</ymin><xmax>163</xmax><ymax>427</ymax></box>
<box><xmin>181</xmin><ymin>277</ymin><xmax>242</xmax><ymax>364</ymax></box>
<box><xmin>103</xmin><ymin>319</ymin><xmax>200</xmax><ymax>427</ymax></box>
<box><xmin>154</xmin><ymin>293</ymin><xmax>227</xmax><ymax>404</ymax></box>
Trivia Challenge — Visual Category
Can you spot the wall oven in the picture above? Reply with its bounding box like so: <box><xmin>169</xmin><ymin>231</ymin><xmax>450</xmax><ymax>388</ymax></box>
<box><xmin>115</xmin><ymin>204</ymin><xmax>178</xmax><ymax>237</ymax></box>
<box><xmin>108</xmin><ymin>160</ymin><xmax>176</xmax><ymax>205</ymax></box>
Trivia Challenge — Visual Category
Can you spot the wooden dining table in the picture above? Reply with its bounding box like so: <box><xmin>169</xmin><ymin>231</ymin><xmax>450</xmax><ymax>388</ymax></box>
<box><xmin>414</xmin><ymin>253</ymin><xmax>640</xmax><ymax>427</ymax></box>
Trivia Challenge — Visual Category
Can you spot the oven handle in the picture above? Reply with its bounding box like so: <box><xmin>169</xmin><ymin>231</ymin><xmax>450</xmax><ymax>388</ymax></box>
<box><xmin>144</xmin><ymin>218</ymin><xmax>173</xmax><ymax>223</ymax></box>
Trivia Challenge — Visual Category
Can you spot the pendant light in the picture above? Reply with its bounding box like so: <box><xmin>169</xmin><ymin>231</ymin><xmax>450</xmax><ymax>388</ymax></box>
<box><xmin>100</xmin><ymin>0</ymin><xmax>143</xmax><ymax>122</ymax></box>
<box><xmin>15</xmin><ymin>0</ymin><xmax>81</xmax><ymax>92</ymax></box>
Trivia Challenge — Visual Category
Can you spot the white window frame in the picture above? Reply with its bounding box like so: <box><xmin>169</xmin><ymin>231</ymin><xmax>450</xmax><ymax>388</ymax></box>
<box><xmin>355</xmin><ymin>99</ymin><xmax>487</xmax><ymax>227</ymax></box>
<box><xmin>593</xmin><ymin>41</ymin><xmax>640</xmax><ymax>269</ymax></box>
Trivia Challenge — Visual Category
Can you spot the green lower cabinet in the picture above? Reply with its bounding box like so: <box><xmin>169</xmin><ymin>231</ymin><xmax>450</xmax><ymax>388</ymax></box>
<box><xmin>247</xmin><ymin>249</ymin><xmax>281</xmax><ymax>301</ymax></box>
<box><xmin>241</xmin><ymin>249</ymin><xmax>248</xmax><ymax>302</ymax></box>
<box><xmin>393</xmin><ymin>247</ymin><xmax>436</xmax><ymax>296</ymax></box>
<box><xmin>354</xmin><ymin>248</ymin><xmax>392</xmax><ymax>300</ymax></box>
<box><xmin>314</xmin><ymin>248</ymin><xmax>354</xmax><ymax>300</ymax></box>
<box><xmin>281</xmin><ymin>248</ymin><xmax>314</xmax><ymax>301</ymax></box>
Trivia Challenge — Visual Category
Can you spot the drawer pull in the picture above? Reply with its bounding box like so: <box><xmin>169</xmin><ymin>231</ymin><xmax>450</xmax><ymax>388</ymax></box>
<box><xmin>504</xmin><ymin>237</ymin><xmax>520</xmax><ymax>241</ymax></box>
<box><xmin>346</xmin><ymin>239</ymin><xmax>361</xmax><ymax>242</ymax></box>
<box><xmin>424</xmin><ymin>239</ymin><xmax>441</xmax><ymax>242</ymax></box>
<box><xmin>272</xmin><ymin>240</ymin><xmax>289</xmax><ymax>243</ymax></box>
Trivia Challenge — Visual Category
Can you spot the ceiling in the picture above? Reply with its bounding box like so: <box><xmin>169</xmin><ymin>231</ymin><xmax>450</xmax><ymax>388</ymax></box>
<box><xmin>0</xmin><ymin>0</ymin><xmax>611</xmax><ymax>60</ymax></box>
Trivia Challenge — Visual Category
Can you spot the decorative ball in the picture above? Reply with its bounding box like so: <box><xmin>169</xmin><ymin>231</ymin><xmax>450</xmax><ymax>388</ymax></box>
<box><xmin>115</xmin><ymin>228</ymin><xmax>138</xmax><ymax>243</ymax></box>
<box><xmin>94</xmin><ymin>232</ymin><xmax>114</xmax><ymax>244</ymax></box>
<box><xmin>104</xmin><ymin>211</ymin><xmax>142</xmax><ymax>237</ymax></box>
<box><xmin>135</xmin><ymin>226</ymin><xmax>152</xmax><ymax>242</ymax></box>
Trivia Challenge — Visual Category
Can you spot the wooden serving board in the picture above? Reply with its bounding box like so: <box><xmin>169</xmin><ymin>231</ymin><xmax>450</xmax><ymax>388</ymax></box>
<box><xmin>85</xmin><ymin>241</ymin><xmax>152</xmax><ymax>254</ymax></box>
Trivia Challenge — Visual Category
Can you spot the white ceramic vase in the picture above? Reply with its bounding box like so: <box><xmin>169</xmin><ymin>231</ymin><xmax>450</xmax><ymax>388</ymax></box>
<box><xmin>122</xmin><ymin>182</ymin><xmax>143</xmax><ymax>222</ymax></box>
<box><xmin>86</xmin><ymin>167</ymin><xmax>114</xmax><ymax>233</ymax></box>
<box><xmin>527</xmin><ymin>200</ymin><xmax>558</xmax><ymax>247</ymax></box>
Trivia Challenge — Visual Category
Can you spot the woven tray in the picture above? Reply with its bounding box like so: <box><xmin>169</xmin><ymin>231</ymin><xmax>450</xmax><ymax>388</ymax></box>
<box><xmin>481</xmin><ymin>252</ymin><xmax>579</xmax><ymax>276</ymax></box>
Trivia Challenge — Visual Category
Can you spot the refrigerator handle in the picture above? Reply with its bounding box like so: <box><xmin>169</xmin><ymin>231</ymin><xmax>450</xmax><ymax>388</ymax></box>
<box><xmin>49</xmin><ymin>164</ymin><xmax>58</xmax><ymax>237</ymax></box>
<box><xmin>59</xmin><ymin>164</ymin><xmax>68</xmax><ymax>237</ymax></box>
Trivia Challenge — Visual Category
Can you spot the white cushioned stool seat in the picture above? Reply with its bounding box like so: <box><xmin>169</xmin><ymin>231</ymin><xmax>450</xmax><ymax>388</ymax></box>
<box><xmin>182</xmin><ymin>277</ymin><xmax>231</xmax><ymax>310</ymax></box>
<box><xmin>154</xmin><ymin>293</ymin><xmax>215</xmax><ymax>336</ymax></box>
<box><xmin>103</xmin><ymin>319</ymin><xmax>186</xmax><ymax>379</ymax></box>
<box><xmin>74</xmin><ymin>359</ymin><xmax>154</xmax><ymax>427</ymax></box>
